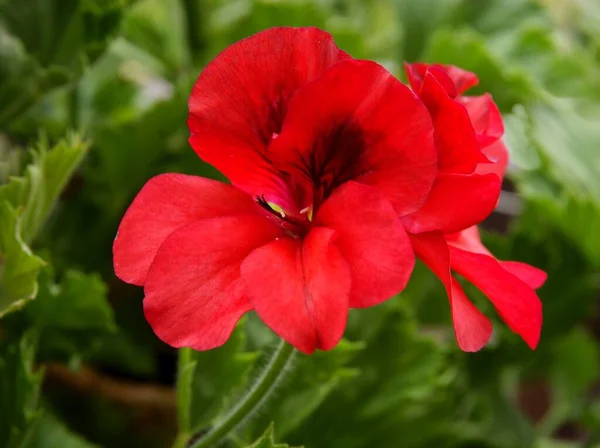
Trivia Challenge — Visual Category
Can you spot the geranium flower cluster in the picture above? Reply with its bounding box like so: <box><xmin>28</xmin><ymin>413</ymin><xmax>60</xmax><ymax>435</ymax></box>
<box><xmin>113</xmin><ymin>27</ymin><xmax>545</xmax><ymax>354</ymax></box>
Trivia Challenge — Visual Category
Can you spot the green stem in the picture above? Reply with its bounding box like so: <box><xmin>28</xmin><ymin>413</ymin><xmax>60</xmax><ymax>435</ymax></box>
<box><xmin>187</xmin><ymin>340</ymin><xmax>295</xmax><ymax>448</ymax></box>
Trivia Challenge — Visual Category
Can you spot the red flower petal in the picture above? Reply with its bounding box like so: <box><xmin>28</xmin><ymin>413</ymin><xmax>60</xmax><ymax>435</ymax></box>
<box><xmin>446</xmin><ymin>226</ymin><xmax>490</xmax><ymax>255</ymax></box>
<box><xmin>447</xmin><ymin>227</ymin><xmax>547</xmax><ymax>290</ymax></box>
<box><xmin>418</xmin><ymin>69</ymin><xmax>488</xmax><ymax>174</ymax></box>
<box><xmin>315</xmin><ymin>182</ymin><xmax>415</xmax><ymax>308</ymax></box>
<box><xmin>404</xmin><ymin>63</ymin><xmax>479</xmax><ymax>96</ymax></box>
<box><xmin>188</xmin><ymin>27</ymin><xmax>350</xmax><ymax>200</ymax></box>
<box><xmin>113</xmin><ymin>174</ymin><xmax>264</xmax><ymax>286</ymax></box>
<box><xmin>410</xmin><ymin>232</ymin><xmax>492</xmax><ymax>352</ymax></box>
<box><xmin>403</xmin><ymin>173</ymin><xmax>501</xmax><ymax>234</ymax></box>
<box><xmin>449</xmin><ymin>247</ymin><xmax>543</xmax><ymax>349</ymax></box>
<box><xmin>143</xmin><ymin>215</ymin><xmax>282</xmax><ymax>351</ymax></box>
<box><xmin>499</xmin><ymin>261</ymin><xmax>548</xmax><ymax>290</ymax></box>
<box><xmin>241</xmin><ymin>228</ymin><xmax>351</xmax><ymax>354</ymax></box>
<box><xmin>404</xmin><ymin>63</ymin><xmax>457</xmax><ymax>97</ymax></box>
<box><xmin>442</xmin><ymin>65</ymin><xmax>479</xmax><ymax>95</ymax></box>
<box><xmin>475</xmin><ymin>140</ymin><xmax>509</xmax><ymax>179</ymax></box>
<box><xmin>460</xmin><ymin>94</ymin><xmax>504</xmax><ymax>148</ymax></box>
<box><xmin>270</xmin><ymin>59</ymin><xmax>437</xmax><ymax>216</ymax></box>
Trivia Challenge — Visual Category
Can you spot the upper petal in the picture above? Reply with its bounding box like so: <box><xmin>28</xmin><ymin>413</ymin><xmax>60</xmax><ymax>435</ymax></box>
<box><xmin>449</xmin><ymin>247</ymin><xmax>543</xmax><ymax>349</ymax></box>
<box><xmin>417</xmin><ymin>68</ymin><xmax>488</xmax><ymax>174</ymax></box>
<box><xmin>314</xmin><ymin>182</ymin><xmax>415</xmax><ymax>308</ymax></box>
<box><xmin>475</xmin><ymin>140</ymin><xmax>509</xmax><ymax>180</ymax></box>
<box><xmin>241</xmin><ymin>228</ymin><xmax>351</xmax><ymax>354</ymax></box>
<box><xmin>113</xmin><ymin>174</ymin><xmax>264</xmax><ymax>286</ymax></box>
<box><xmin>143</xmin><ymin>215</ymin><xmax>283</xmax><ymax>351</ymax></box>
<box><xmin>403</xmin><ymin>173</ymin><xmax>501</xmax><ymax>234</ymax></box>
<box><xmin>459</xmin><ymin>94</ymin><xmax>504</xmax><ymax>148</ymax></box>
<box><xmin>188</xmin><ymin>27</ymin><xmax>350</xmax><ymax>199</ymax></box>
<box><xmin>410</xmin><ymin>232</ymin><xmax>492</xmax><ymax>352</ymax></box>
<box><xmin>270</xmin><ymin>59</ymin><xmax>437</xmax><ymax>216</ymax></box>
<box><xmin>404</xmin><ymin>63</ymin><xmax>479</xmax><ymax>96</ymax></box>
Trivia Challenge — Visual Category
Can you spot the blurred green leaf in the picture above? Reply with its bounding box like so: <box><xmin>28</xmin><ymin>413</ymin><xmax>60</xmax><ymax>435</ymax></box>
<box><xmin>23</xmin><ymin>412</ymin><xmax>98</xmax><ymax>448</ymax></box>
<box><xmin>25</xmin><ymin>268</ymin><xmax>116</xmax><ymax>359</ymax></box>
<box><xmin>422</xmin><ymin>28</ymin><xmax>536</xmax><ymax>110</ymax></box>
<box><xmin>245</xmin><ymin>423</ymin><xmax>294</xmax><ymax>448</ymax></box>
<box><xmin>0</xmin><ymin>0</ymin><xmax>128</xmax><ymax>126</ymax></box>
<box><xmin>17</xmin><ymin>134</ymin><xmax>89</xmax><ymax>244</ymax></box>
<box><xmin>0</xmin><ymin>332</ymin><xmax>43</xmax><ymax>448</ymax></box>
<box><xmin>0</xmin><ymin>203</ymin><xmax>45</xmax><ymax>317</ymax></box>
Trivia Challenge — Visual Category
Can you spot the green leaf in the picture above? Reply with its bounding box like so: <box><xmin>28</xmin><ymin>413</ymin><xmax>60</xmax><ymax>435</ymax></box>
<box><xmin>17</xmin><ymin>134</ymin><xmax>90</xmax><ymax>244</ymax></box>
<box><xmin>245</xmin><ymin>423</ymin><xmax>295</xmax><ymax>448</ymax></box>
<box><xmin>510</xmin><ymin>99</ymin><xmax>600</xmax><ymax>267</ymax></box>
<box><xmin>422</xmin><ymin>28</ymin><xmax>538</xmax><ymax>110</ymax></box>
<box><xmin>538</xmin><ymin>328</ymin><xmax>600</xmax><ymax>435</ymax></box>
<box><xmin>25</xmin><ymin>268</ymin><xmax>116</xmax><ymax>358</ymax></box>
<box><xmin>0</xmin><ymin>332</ymin><xmax>43</xmax><ymax>448</ymax></box>
<box><xmin>0</xmin><ymin>0</ymin><xmax>128</xmax><ymax>125</ymax></box>
<box><xmin>0</xmin><ymin>202</ymin><xmax>45</xmax><ymax>317</ymax></box>
<box><xmin>23</xmin><ymin>412</ymin><xmax>98</xmax><ymax>448</ymax></box>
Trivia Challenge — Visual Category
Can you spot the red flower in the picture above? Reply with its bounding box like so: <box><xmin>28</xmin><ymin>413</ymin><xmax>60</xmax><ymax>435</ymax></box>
<box><xmin>403</xmin><ymin>63</ymin><xmax>545</xmax><ymax>351</ymax></box>
<box><xmin>113</xmin><ymin>28</ymin><xmax>438</xmax><ymax>354</ymax></box>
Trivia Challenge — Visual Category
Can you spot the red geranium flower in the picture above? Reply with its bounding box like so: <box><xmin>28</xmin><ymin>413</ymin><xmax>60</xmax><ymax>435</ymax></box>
<box><xmin>403</xmin><ymin>63</ymin><xmax>546</xmax><ymax>352</ymax></box>
<box><xmin>113</xmin><ymin>28</ymin><xmax>438</xmax><ymax>354</ymax></box>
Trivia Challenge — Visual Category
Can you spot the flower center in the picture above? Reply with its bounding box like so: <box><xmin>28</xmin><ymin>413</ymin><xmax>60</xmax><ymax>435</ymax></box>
<box><xmin>256</xmin><ymin>196</ymin><xmax>312</xmax><ymax>238</ymax></box>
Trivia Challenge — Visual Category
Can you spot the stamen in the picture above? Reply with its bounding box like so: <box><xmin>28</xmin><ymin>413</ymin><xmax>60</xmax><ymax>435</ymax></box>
<box><xmin>300</xmin><ymin>206</ymin><xmax>314</xmax><ymax>222</ymax></box>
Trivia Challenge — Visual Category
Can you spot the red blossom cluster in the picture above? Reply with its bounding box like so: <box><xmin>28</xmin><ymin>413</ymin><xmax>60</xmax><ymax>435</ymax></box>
<box><xmin>113</xmin><ymin>27</ymin><xmax>545</xmax><ymax>354</ymax></box>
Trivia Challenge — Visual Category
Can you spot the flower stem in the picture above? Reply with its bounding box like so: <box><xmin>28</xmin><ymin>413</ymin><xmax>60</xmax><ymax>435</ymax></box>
<box><xmin>187</xmin><ymin>340</ymin><xmax>295</xmax><ymax>448</ymax></box>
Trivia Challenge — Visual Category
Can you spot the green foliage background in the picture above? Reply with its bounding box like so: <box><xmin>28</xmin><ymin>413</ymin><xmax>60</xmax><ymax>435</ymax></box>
<box><xmin>1</xmin><ymin>0</ymin><xmax>599</xmax><ymax>447</ymax></box>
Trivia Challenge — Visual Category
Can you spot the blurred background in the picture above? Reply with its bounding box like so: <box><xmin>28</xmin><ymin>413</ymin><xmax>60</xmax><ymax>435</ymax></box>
<box><xmin>1</xmin><ymin>0</ymin><xmax>600</xmax><ymax>447</ymax></box>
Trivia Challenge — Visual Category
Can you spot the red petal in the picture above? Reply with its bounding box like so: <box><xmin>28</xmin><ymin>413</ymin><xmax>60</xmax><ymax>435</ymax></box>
<box><xmin>270</xmin><ymin>59</ymin><xmax>437</xmax><ymax>216</ymax></box>
<box><xmin>403</xmin><ymin>173</ymin><xmax>501</xmax><ymax>234</ymax></box>
<box><xmin>241</xmin><ymin>228</ymin><xmax>351</xmax><ymax>354</ymax></box>
<box><xmin>188</xmin><ymin>27</ymin><xmax>350</xmax><ymax>200</ymax></box>
<box><xmin>315</xmin><ymin>182</ymin><xmax>415</xmax><ymax>308</ymax></box>
<box><xmin>404</xmin><ymin>63</ymin><xmax>479</xmax><ymax>96</ymax></box>
<box><xmin>447</xmin><ymin>227</ymin><xmax>547</xmax><ymax>289</ymax></box>
<box><xmin>476</xmin><ymin>140</ymin><xmax>509</xmax><ymax>179</ymax></box>
<box><xmin>442</xmin><ymin>65</ymin><xmax>479</xmax><ymax>94</ymax></box>
<box><xmin>446</xmin><ymin>226</ymin><xmax>491</xmax><ymax>255</ymax></box>
<box><xmin>410</xmin><ymin>232</ymin><xmax>492</xmax><ymax>352</ymax></box>
<box><xmin>404</xmin><ymin>63</ymin><xmax>455</xmax><ymax>97</ymax></box>
<box><xmin>450</xmin><ymin>247</ymin><xmax>543</xmax><ymax>349</ymax></box>
<box><xmin>499</xmin><ymin>261</ymin><xmax>548</xmax><ymax>290</ymax></box>
<box><xmin>460</xmin><ymin>94</ymin><xmax>504</xmax><ymax>148</ymax></box>
<box><xmin>143</xmin><ymin>215</ymin><xmax>282</xmax><ymax>350</ymax></box>
<box><xmin>113</xmin><ymin>174</ymin><xmax>263</xmax><ymax>286</ymax></box>
<box><xmin>418</xmin><ymin>69</ymin><xmax>488</xmax><ymax>174</ymax></box>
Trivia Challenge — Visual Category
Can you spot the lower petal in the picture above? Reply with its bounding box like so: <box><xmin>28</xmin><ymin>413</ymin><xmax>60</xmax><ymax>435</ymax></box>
<box><xmin>500</xmin><ymin>261</ymin><xmax>548</xmax><ymax>289</ymax></box>
<box><xmin>143</xmin><ymin>215</ymin><xmax>282</xmax><ymax>351</ymax></box>
<box><xmin>410</xmin><ymin>232</ymin><xmax>492</xmax><ymax>352</ymax></box>
<box><xmin>315</xmin><ymin>182</ymin><xmax>415</xmax><ymax>308</ymax></box>
<box><xmin>403</xmin><ymin>173</ymin><xmax>501</xmax><ymax>234</ymax></box>
<box><xmin>241</xmin><ymin>228</ymin><xmax>351</xmax><ymax>354</ymax></box>
<box><xmin>446</xmin><ymin>226</ymin><xmax>491</xmax><ymax>255</ymax></box>
<box><xmin>447</xmin><ymin>227</ymin><xmax>548</xmax><ymax>290</ymax></box>
<box><xmin>449</xmin><ymin>247</ymin><xmax>543</xmax><ymax>349</ymax></box>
